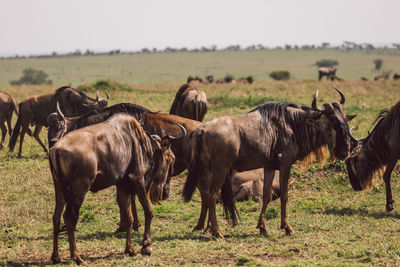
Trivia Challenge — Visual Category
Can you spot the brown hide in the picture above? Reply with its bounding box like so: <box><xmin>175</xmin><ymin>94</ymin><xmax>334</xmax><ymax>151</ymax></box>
<box><xmin>318</xmin><ymin>67</ymin><xmax>337</xmax><ymax>81</ymax></box>
<box><xmin>232</xmin><ymin>169</ymin><xmax>280</xmax><ymax>202</ymax></box>
<box><xmin>0</xmin><ymin>92</ymin><xmax>18</xmax><ymax>148</ymax></box>
<box><xmin>169</xmin><ymin>84</ymin><xmax>208</xmax><ymax>122</ymax></box>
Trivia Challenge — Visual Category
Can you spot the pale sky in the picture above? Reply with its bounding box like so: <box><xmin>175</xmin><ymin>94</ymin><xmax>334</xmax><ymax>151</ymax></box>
<box><xmin>1</xmin><ymin>0</ymin><xmax>399</xmax><ymax>56</ymax></box>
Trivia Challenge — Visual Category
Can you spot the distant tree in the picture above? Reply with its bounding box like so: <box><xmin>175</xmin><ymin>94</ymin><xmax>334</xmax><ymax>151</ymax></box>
<box><xmin>284</xmin><ymin>44</ymin><xmax>292</xmax><ymax>50</ymax></box>
<box><xmin>373</xmin><ymin>59</ymin><xmax>383</xmax><ymax>70</ymax></box>
<box><xmin>141</xmin><ymin>48</ymin><xmax>150</xmax><ymax>53</ymax></box>
<box><xmin>321</xmin><ymin>42</ymin><xmax>330</xmax><ymax>49</ymax></box>
<box><xmin>10</xmin><ymin>68</ymin><xmax>52</xmax><ymax>85</ymax></box>
<box><xmin>269</xmin><ymin>70</ymin><xmax>290</xmax><ymax>81</ymax></box>
<box><xmin>315</xmin><ymin>59</ymin><xmax>339</xmax><ymax>68</ymax></box>
<box><xmin>392</xmin><ymin>43</ymin><xmax>400</xmax><ymax>49</ymax></box>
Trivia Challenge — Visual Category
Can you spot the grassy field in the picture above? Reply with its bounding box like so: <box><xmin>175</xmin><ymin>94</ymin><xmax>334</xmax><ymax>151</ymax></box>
<box><xmin>1</xmin><ymin>51</ymin><xmax>400</xmax><ymax>266</ymax></box>
<box><xmin>1</xmin><ymin>49</ymin><xmax>400</xmax><ymax>86</ymax></box>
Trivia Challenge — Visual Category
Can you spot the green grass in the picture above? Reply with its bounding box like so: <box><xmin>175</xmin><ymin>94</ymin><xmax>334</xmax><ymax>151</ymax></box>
<box><xmin>2</xmin><ymin>49</ymin><xmax>400</xmax><ymax>86</ymax></box>
<box><xmin>1</xmin><ymin>55</ymin><xmax>400</xmax><ymax>265</ymax></box>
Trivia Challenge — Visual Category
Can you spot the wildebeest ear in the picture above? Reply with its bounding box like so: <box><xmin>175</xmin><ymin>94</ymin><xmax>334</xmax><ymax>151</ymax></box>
<box><xmin>346</xmin><ymin>114</ymin><xmax>357</xmax><ymax>122</ymax></box>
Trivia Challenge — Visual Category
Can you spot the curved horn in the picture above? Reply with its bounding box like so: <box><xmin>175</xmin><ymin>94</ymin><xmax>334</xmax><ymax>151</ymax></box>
<box><xmin>311</xmin><ymin>90</ymin><xmax>322</xmax><ymax>111</ymax></box>
<box><xmin>169</xmin><ymin>124</ymin><xmax>187</xmax><ymax>141</ymax></box>
<box><xmin>349</xmin><ymin>127</ymin><xmax>358</xmax><ymax>142</ymax></box>
<box><xmin>105</xmin><ymin>91</ymin><xmax>109</xmax><ymax>100</ymax></box>
<box><xmin>96</xmin><ymin>90</ymin><xmax>99</xmax><ymax>101</ymax></box>
<box><xmin>56</xmin><ymin>102</ymin><xmax>65</xmax><ymax>119</ymax></box>
<box><xmin>335</xmin><ymin>87</ymin><xmax>345</xmax><ymax>105</ymax></box>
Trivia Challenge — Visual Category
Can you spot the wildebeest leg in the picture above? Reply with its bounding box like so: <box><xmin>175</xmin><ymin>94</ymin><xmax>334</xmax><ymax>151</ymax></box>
<box><xmin>115</xmin><ymin>193</ymin><xmax>140</xmax><ymax>233</ymax></box>
<box><xmin>32</xmin><ymin>124</ymin><xmax>48</xmax><ymax>154</ymax></box>
<box><xmin>116</xmin><ymin>184</ymin><xmax>137</xmax><ymax>256</ymax></box>
<box><xmin>131</xmin><ymin>194</ymin><xmax>141</xmax><ymax>230</ymax></box>
<box><xmin>207</xmin><ymin>193</ymin><xmax>224</xmax><ymax>238</ymax></box>
<box><xmin>132</xmin><ymin>176</ymin><xmax>154</xmax><ymax>256</ymax></box>
<box><xmin>17</xmin><ymin>122</ymin><xmax>30</xmax><ymax>158</ymax></box>
<box><xmin>279</xmin><ymin>166</ymin><xmax>293</xmax><ymax>235</ymax></box>
<box><xmin>384</xmin><ymin>159</ymin><xmax>397</xmax><ymax>212</ymax></box>
<box><xmin>0</xmin><ymin>122</ymin><xmax>6</xmax><ymax>149</ymax></box>
<box><xmin>51</xmin><ymin>185</ymin><xmax>65</xmax><ymax>264</ymax></box>
<box><xmin>193</xmin><ymin>192</ymin><xmax>208</xmax><ymax>231</ymax></box>
<box><xmin>63</xmin><ymin>189</ymin><xmax>86</xmax><ymax>265</ymax></box>
<box><xmin>257</xmin><ymin>168</ymin><xmax>275</xmax><ymax>236</ymax></box>
<box><xmin>6</xmin><ymin>114</ymin><xmax>12</xmax><ymax>136</ymax></box>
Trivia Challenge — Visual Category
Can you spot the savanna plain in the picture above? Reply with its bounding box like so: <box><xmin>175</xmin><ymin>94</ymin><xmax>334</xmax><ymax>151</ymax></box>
<box><xmin>1</xmin><ymin>49</ymin><xmax>400</xmax><ymax>266</ymax></box>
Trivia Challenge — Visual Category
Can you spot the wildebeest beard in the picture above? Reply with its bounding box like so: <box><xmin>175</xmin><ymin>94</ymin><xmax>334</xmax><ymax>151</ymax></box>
<box><xmin>346</xmin><ymin>104</ymin><xmax>399</xmax><ymax>190</ymax></box>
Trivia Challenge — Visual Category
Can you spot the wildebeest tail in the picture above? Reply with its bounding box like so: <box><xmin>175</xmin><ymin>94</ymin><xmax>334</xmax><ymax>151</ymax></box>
<box><xmin>50</xmin><ymin>149</ymin><xmax>80</xmax><ymax>227</ymax></box>
<box><xmin>221</xmin><ymin>171</ymin><xmax>240</xmax><ymax>226</ymax></box>
<box><xmin>10</xmin><ymin>98</ymin><xmax>19</xmax><ymax>116</ymax></box>
<box><xmin>8</xmin><ymin>106</ymin><xmax>22</xmax><ymax>151</ymax></box>
<box><xmin>182</xmin><ymin>129</ymin><xmax>203</xmax><ymax>202</ymax></box>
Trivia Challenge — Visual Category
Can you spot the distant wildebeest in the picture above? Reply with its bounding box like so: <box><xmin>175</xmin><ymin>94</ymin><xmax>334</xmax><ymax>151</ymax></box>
<box><xmin>361</xmin><ymin>77</ymin><xmax>369</xmax><ymax>81</ymax></box>
<box><xmin>169</xmin><ymin>84</ymin><xmax>208</xmax><ymax>122</ymax></box>
<box><xmin>393</xmin><ymin>73</ymin><xmax>400</xmax><ymax>80</ymax></box>
<box><xmin>0</xmin><ymin>92</ymin><xmax>19</xmax><ymax>149</ymax></box>
<box><xmin>238</xmin><ymin>76</ymin><xmax>254</xmax><ymax>84</ymax></box>
<box><xmin>216</xmin><ymin>74</ymin><xmax>236</xmax><ymax>84</ymax></box>
<box><xmin>206</xmin><ymin>75</ymin><xmax>214</xmax><ymax>84</ymax></box>
<box><xmin>346</xmin><ymin>101</ymin><xmax>400</xmax><ymax>212</ymax></box>
<box><xmin>374</xmin><ymin>72</ymin><xmax>390</xmax><ymax>81</ymax></box>
<box><xmin>318</xmin><ymin>67</ymin><xmax>337</xmax><ymax>81</ymax></box>
<box><xmin>9</xmin><ymin>86</ymin><xmax>108</xmax><ymax>157</ymax></box>
<box><xmin>232</xmin><ymin>169</ymin><xmax>280</xmax><ymax>202</ymax></box>
<box><xmin>49</xmin><ymin>114</ymin><xmax>184</xmax><ymax>265</ymax></box>
<box><xmin>187</xmin><ymin>75</ymin><xmax>203</xmax><ymax>85</ymax></box>
<box><xmin>183</xmin><ymin>88</ymin><xmax>354</xmax><ymax>237</ymax></box>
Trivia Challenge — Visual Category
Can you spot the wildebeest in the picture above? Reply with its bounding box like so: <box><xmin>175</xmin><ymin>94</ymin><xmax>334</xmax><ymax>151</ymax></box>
<box><xmin>183</xmin><ymin>88</ymin><xmax>354</xmax><ymax>237</ymax></box>
<box><xmin>318</xmin><ymin>67</ymin><xmax>337</xmax><ymax>81</ymax></box>
<box><xmin>374</xmin><ymin>72</ymin><xmax>390</xmax><ymax>81</ymax></box>
<box><xmin>361</xmin><ymin>77</ymin><xmax>369</xmax><ymax>81</ymax></box>
<box><xmin>0</xmin><ymin>92</ymin><xmax>19</xmax><ymax>149</ymax></box>
<box><xmin>169</xmin><ymin>84</ymin><xmax>208</xmax><ymax>122</ymax></box>
<box><xmin>205</xmin><ymin>75</ymin><xmax>214</xmax><ymax>84</ymax></box>
<box><xmin>187</xmin><ymin>75</ymin><xmax>203</xmax><ymax>85</ymax></box>
<box><xmin>47</xmin><ymin>103</ymin><xmax>220</xmax><ymax>232</ymax></box>
<box><xmin>49</xmin><ymin>114</ymin><xmax>185</xmax><ymax>265</ymax></box>
<box><xmin>346</xmin><ymin>101</ymin><xmax>400</xmax><ymax>212</ymax></box>
<box><xmin>232</xmin><ymin>169</ymin><xmax>280</xmax><ymax>202</ymax></box>
<box><xmin>216</xmin><ymin>74</ymin><xmax>236</xmax><ymax>84</ymax></box>
<box><xmin>9</xmin><ymin>86</ymin><xmax>108</xmax><ymax>157</ymax></box>
<box><xmin>393</xmin><ymin>73</ymin><xmax>400</xmax><ymax>80</ymax></box>
<box><xmin>238</xmin><ymin>76</ymin><xmax>254</xmax><ymax>84</ymax></box>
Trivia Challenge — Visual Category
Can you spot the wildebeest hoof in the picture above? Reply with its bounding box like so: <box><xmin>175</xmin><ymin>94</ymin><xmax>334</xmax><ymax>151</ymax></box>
<box><xmin>193</xmin><ymin>225</ymin><xmax>204</xmax><ymax>232</ymax></box>
<box><xmin>73</xmin><ymin>255</ymin><xmax>87</xmax><ymax>266</ymax></box>
<box><xmin>258</xmin><ymin>227</ymin><xmax>268</xmax><ymax>236</ymax></box>
<box><xmin>0</xmin><ymin>144</ymin><xmax>3</xmax><ymax>149</ymax></box>
<box><xmin>386</xmin><ymin>201</ymin><xmax>394</xmax><ymax>212</ymax></box>
<box><xmin>125</xmin><ymin>247</ymin><xmax>137</xmax><ymax>256</ymax></box>
<box><xmin>115</xmin><ymin>225</ymin><xmax>126</xmax><ymax>233</ymax></box>
<box><xmin>213</xmin><ymin>231</ymin><xmax>225</xmax><ymax>239</ymax></box>
<box><xmin>132</xmin><ymin>222</ymin><xmax>141</xmax><ymax>231</ymax></box>
<box><xmin>141</xmin><ymin>245</ymin><xmax>152</xmax><ymax>255</ymax></box>
<box><xmin>284</xmin><ymin>228</ymin><xmax>294</xmax><ymax>236</ymax></box>
<box><xmin>51</xmin><ymin>254</ymin><xmax>61</xmax><ymax>264</ymax></box>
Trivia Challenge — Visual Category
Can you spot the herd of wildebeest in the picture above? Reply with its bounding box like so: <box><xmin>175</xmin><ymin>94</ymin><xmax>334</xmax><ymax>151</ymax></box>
<box><xmin>1</xmin><ymin>80</ymin><xmax>400</xmax><ymax>265</ymax></box>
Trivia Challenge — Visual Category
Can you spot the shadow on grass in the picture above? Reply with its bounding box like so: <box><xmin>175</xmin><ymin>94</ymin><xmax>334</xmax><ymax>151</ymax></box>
<box><xmin>324</xmin><ymin>206</ymin><xmax>400</xmax><ymax>219</ymax></box>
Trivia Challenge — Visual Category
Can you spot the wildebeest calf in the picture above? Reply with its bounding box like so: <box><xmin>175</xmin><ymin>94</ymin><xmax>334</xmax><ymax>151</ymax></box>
<box><xmin>49</xmin><ymin>114</ymin><xmax>185</xmax><ymax>265</ymax></box>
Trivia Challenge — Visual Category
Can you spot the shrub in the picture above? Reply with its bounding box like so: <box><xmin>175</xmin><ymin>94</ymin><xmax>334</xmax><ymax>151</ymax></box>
<box><xmin>269</xmin><ymin>70</ymin><xmax>290</xmax><ymax>81</ymax></box>
<box><xmin>315</xmin><ymin>59</ymin><xmax>339</xmax><ymax>68</ymax></box>
<box><xmin>77</xmin><ymin>79</ymin><xmax>134</xmax><ymax>92</ymax></box>
<box><xmin>10</xmin><ymin>68</ymin><xmax>52</xmax><ymax>85</ymax></box>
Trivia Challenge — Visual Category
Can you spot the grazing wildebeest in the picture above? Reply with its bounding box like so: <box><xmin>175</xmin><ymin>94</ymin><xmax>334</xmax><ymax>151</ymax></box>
<box><xmin>0</xmin><ymin>92</ymin><xmax>19</xmax><ymax>149</ymax></box>
<box><xmin>346</xmin><ymin>101</ymin><xmax>400</xmax><ymax>212</ymax></box>
<box><xmin>187</xmin><ymin>76</ymin><xmax>203</xmax><ymax>85</ymax></box>
<box><xmin>183</xmin><ymin>88</ymin><xmax>354</xmax><ymax>237</ymax></box>
<box><xmin>216</xmin><ymin>74</ymin><xmax>236</xmax><ymax>84</ymax></box>
<box><xmin>393</xmin><ymin>73</ymin><xmax>400</xmax><ymax>80</ymax></box>
<box><xmin>49</xmin><ymin>114</ymin><xmax>185</xmax><ymax>265</ymax></box>
<box><xmin>232</xmin><ymin>169</ymin><xmax>280</xmax><ymax>202</ymax></box>
<box><xmin>9</xmin><ymin>86</ymin><xmax>108</xmax><ymax>157</ymax></box>
<box><xmin>169</xmin><ymin>84</ymin><xmax>208</xmax><ymax>122</ymax></box>
<box><xmin>361</xmin><ymin>77</ymin><xmax>369</xmax><ymax>81</ymax></box>
<box><xmin>318</xmin><ymin>67</ymin><xmax>337</xmax><ymax>81</ymax></box>
<box><xmin>206</xmin><ymin>75</ymin><xmax>214</xmax><ymax>84</ymax></box>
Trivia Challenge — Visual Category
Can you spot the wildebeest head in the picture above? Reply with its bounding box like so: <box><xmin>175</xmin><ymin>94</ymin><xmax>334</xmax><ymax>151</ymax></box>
<box><xmin>310</xmin><ymin>88</ymin><xmax>355</xmax><ymax>160</ymax></box>
<box><xmin>47</xmin><ymin>102</ymin><xmax>68</xmax><ymax>147</ymax></box>
<box><xmin>82</xmin><ymin>90</ymin><xmax>109</xmax><ymax>109</ymax></box>
<box><xmin>147</xmin><ymin>124</ymin><xmax>187</xmax><ymax>203</ymax></box>
<box><xmin>345</xmin><ymin>138</ymin><xmax>366</xmax><ymax>191</ymax></box>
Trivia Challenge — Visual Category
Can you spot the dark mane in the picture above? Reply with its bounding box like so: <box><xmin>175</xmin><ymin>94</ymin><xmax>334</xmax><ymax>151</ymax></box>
<box><xmin>250</xmin><ymin>101</ymin><xmax>327</xmax><ymax>163</ymax></box>
<box><xmin>67</xmin><ymin>103</ymin><xmax>152</xmax><ymax>131</ymax></box>
<box><xmin>169</xmin><ymin>84</ymin><xmax>191</xmax><ymax>115</ymax></box>
<box><xmin>54</xmin><ymin>86</ymin><xmax>95</xmax><ymax>101</ymax></box>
